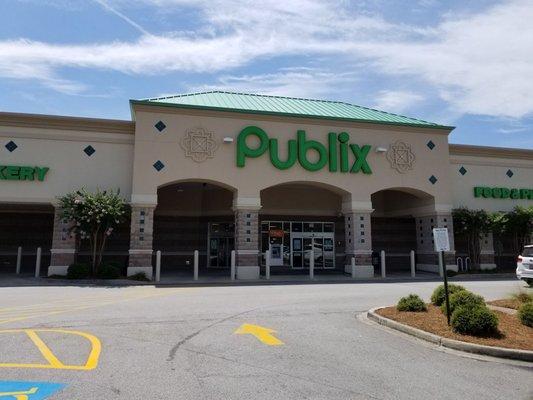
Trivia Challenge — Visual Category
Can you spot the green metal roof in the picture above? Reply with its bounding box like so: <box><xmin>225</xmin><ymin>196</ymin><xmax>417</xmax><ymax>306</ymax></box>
<box><xmin>132</xmin><ymin>91</ymin><xmax>453</xmax><ymax>130</ymax></box>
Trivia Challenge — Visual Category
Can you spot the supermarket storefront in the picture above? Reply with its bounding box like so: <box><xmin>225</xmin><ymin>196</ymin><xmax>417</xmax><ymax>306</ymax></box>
<box><xmin>0</xmin><ymin>92</ymin><xmax>531</xmax><ymax>279</ymax></box>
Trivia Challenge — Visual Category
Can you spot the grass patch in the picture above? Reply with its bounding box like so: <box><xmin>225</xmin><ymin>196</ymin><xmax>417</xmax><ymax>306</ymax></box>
<box><xmin>376</xmin><ymin>304</ymin><xmax>533</xmax><ymax>351</ymax></box>
<box><xmin>488</xmin><ymin>291</ymin><xmax>532</xmax><ymax>310</ymax></box>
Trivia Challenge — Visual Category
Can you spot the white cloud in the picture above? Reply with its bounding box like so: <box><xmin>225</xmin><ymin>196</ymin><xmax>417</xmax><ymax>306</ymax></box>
<box><xmin>373</xmin><ymin>90</ymin><xmax>425</xmax><ymax>114</ymax></box>
<box><xmin>4</xmin><ymin>0</ymin><xmax>533</xmax><ymax>120</ymax></box>
<box><xmin>191</xmin><ymin>68</ymin><xmax>359</xmax><ymax>100</ymax></box>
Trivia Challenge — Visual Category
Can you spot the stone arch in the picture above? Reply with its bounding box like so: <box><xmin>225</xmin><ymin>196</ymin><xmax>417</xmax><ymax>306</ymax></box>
<box><xmin>370</xmin><ymin>187</ymin><xmax>436</xmax><ymax>274</ymax></box>
<box><xmin>260</xmin><ymin>180</ymin><xmax>350</xmax><ymax>216</ymax></box>
<box><xmin>153</xmin><ymin>179</ymin><xmax>237</xmax><ymax>276</ymax></box>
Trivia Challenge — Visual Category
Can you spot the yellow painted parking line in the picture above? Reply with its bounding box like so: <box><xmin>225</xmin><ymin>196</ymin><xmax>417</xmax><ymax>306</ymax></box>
<box><xmin>0</xmin><ymin>329</ymin><xmax>101</xmax><ymax>370</ymax></box>
<box><xmin>234</xmin><ymin>323</ymin><xmax>284</xmax><ymax>346</ymax></box>
<box><xmin>25</xmin><ymin>330</ymin><xmax>65</xmax><ymax>369</ymax></box>
<box><xmin>0</xmin><ymin>287</ymin><xmax>157</xmax><ymax>313</ymax></box>
<box><xmin>0</xmin><ymin>288</ymin><xmax>190</xmax><ymax>326</ymax></box>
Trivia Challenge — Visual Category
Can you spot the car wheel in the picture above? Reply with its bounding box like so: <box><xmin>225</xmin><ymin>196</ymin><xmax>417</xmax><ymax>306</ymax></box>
<box><xmin>526</xmin><ymin>279</ymin><xmax>533</xmax><ymax>287</ymax></box>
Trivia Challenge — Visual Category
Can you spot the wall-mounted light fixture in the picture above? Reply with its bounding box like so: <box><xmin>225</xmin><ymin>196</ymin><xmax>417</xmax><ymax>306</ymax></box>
<box><xmin>375</xmin><ymin>147</ymin><xmax>387</xmax><ymax>153</ymax></box>
<box><xmin>223</xmin><ymin>137</ymin><xmax>234</xmax><ymax>143</ymax></box>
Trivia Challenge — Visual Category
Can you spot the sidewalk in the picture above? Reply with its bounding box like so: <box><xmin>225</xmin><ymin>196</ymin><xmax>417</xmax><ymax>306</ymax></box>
<box><xmin>0</xmin><ymin>271</ymin><xmax>518</xmax><ymax>288</ymax></box>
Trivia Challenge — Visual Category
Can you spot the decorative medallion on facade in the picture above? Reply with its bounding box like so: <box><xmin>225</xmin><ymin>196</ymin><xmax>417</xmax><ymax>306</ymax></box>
<box><xmin>386</xmin><ymin>141</ymin><xmax>415</xmax><ymax>173</ymax></box>
<box><xmin>180</xmin><ymin>127</ymin><xmax>218</xmax><ymax>162</ymax></box>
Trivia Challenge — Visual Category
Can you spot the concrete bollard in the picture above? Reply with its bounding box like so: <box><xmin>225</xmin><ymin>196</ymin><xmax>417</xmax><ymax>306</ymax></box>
<box><xmin>155</xmin><ymin>250</ymin><xmax>161</xmax><ymax>282</ymax></box>
<box><xmin>193</xmin><ymin>250</ymin><xmax>199</xmax><ymax>281</ymax></box>
<box><xmin>309</xmin><ymin>250</ymin><xmax>314</xmax><ymax>280</ymax></box>
<box><xmin>34</xmin><ymin>247</ymin><xmax>41</xmax><ymax>278</ymax></box>
<box><xmin>230</xmin><ymin>250</ymin><xmax>236</xmax><ymax>280</ymax></box>
<box><xmin>351</xmin><ymin>257</ymin><xmax>356</xmax><ymax>279</ymax></box>
<box><xmin>438</xmin><ymin>251</ymin><xmax>444</xmax><ymax>277</ymax></box>
<box><xmin>16</xmin><ymin>246</ymin><xmax>22</xmax><ymax>274</ymax></box>
<box><xmin>380</xmin><ymin>250</ymin><xmax>386</xmax><ymax>278</ymax></box>
<box><xmin>265</xmin><ymin>250</ymin><xmax>271</xmax><ymax>280</ymax></box>
<box><xmin>410</xmin><ymin>250</ymin><xmax>416</xmax><ymax>278</ymax></box>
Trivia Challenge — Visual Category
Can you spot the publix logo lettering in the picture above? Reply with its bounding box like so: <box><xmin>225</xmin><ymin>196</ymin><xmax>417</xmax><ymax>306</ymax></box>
<box><xmin>236</xmin><ymin>126</ymin><xmax>372</xmax><ymax>174</ymax></box>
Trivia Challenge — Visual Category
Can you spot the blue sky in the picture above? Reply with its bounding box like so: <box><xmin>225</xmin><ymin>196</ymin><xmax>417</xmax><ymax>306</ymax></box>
<box><xmin>1</xmin><ymin>0</ymin><xmax>532</xmax><ymax>148</ymax></box>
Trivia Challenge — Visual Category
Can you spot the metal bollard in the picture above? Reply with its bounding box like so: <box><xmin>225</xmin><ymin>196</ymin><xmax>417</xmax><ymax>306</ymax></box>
<box><xmin>265</xmin><ymin>250</ymin><xmax>271</xmax><ymax>280</ymax></box>
<box><xmin>351</xmin><ymin>257</ymin><xmax>356</xmax><ymax>279</ymax></box>
<box><xmin>16</xmin><ymin>246</ymin><xmax>22</xmax><ymax>274</ymax></box>
<box><xmin>230</xmin><ymin>250</ymin><xmax>236</xmax><ymax>280</ymax></box>
<box><xmin>410</xmin><ymin>250</ymin><xmax>415</xmax><ymax>278</ymax></box>
<box><xmin>380</xmin><ymin>250</ymin><xmax>386</xmax><ymax>278</ymax></box>
<box><xmin>309</xmin><ymin>250</ymin><xmax>314</xmax><ymax>280</ymax></box>
<box><xmin>193</xmin><ymin>250</ymin><xmax>199</xmax><ymax>281</ymax></box>
<box><xmin>155</xmin><ymin>250</ymin><xmax>161</xmax><ymax>282</ymax></box>
<box><xmin>34</xmin><ymin>247</ymin><xmax>42</xmax><ymax>278</ymax></box>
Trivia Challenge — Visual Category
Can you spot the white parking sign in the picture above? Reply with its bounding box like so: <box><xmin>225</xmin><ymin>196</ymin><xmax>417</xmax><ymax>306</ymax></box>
<box><xmin>433</xmin><ymin>228</ymin><xmax>450</xmax><ymax>252</ymax></box>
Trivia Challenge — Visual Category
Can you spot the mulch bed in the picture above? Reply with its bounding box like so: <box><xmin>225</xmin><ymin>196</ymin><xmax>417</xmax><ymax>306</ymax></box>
<box><xmin>376</xmin><ymin>304</ymin><xmax>533</xmax><ymax>351</ymax></box>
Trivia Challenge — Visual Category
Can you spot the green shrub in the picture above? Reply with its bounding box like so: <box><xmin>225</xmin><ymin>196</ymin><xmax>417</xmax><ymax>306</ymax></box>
<box><xmin>431</xmin><ymin>284</ymin><xmax>466</xmax><ymax>306</ymax></box>
<box><xmin>451</xmin><ymin>305</ymin><xmax>499</xmax><ymax>335</ymax></box>
<box><xmin>517</xmin><ymin>302</ymin><xmax>533</xmax><ymax>327</ymax></box>
<box><xmin>66</xmin><ymin>263</ymin><xmax>91</xmax><ymax>279</ymax></box>
<box><xmin>442</xmin><ymin>290</ymin><xmax>485</xmax><ymax>315</ymax></box>
<box><xmin>128</xmin><ymin>272</ymin><xmax>150</xmax><ymax>281</ymax></box>
<box><xmin>96</xmin><ymin>264</ymin><xmax>120</xmax><ymax>279</ymax></box>
<box><xmin>397</xmin><ymin>294</ymin><xmax>427</xmax><ymax>312</ymax></box>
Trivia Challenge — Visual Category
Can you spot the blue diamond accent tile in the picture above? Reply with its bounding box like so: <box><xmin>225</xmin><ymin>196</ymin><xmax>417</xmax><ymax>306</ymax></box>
<box><xmin>429</xmin><ymin>175</ymin><xmax>438</xmax><ymax>184</ymax></box>
<box><xmin>5</xmin><ymin>140</ymin><xmax>17</xmax><ymax>152</ymax></box>
<box><xmin>153</xmin><ymin>160</ymin><xmax>165</xmax><ymax>171</ymax></box>
<box><xmin>83</xmin><ymin>145</ymin><xmax>96</xmax><ymax>156</ymax></box>
<box><xmin>459</xmin><ymin>166</ymin><xmax>467</xmax><ymax>175</ymax></box>
<box><xmin>155</xmin><ymin>121</ymin><xmax>166</xmax><ymax>132</ymax></box>
<box><xmin>506</xmin><ymin>169</ymin><xmax>514</xmax><ymax>178</ymax></box>
<box><xmin>426</xmin><ymin>140</ymin><xmax>435</xmax><ymax>150</ymax></box>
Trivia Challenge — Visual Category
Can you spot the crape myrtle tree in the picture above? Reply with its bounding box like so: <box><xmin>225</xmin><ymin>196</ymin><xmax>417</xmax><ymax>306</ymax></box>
<box><xmin>452</xmin><ymin>208</ymin><xmax>492</xmax><ymax>269</ymax></box>
<box><xmin>491</xmin><ymin>206</ymin><xmax>533</xmax><ymax>256</ymax></box>
<box><xmin>58</xmin><ymin>189</ymin><xmax>128</xmax><ymax>275</ymax></box>
<box><xmin>453</xmin><ymin>206</ymin><xmax>533</xmax><ymax>268</ymax></box>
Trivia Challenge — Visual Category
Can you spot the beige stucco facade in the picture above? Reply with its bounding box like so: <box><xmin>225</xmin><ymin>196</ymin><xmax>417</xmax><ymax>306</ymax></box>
<box><xmin>0</xmin><ymin>103</ymin><xmax>531</xmax><ymax>279</ymax></box>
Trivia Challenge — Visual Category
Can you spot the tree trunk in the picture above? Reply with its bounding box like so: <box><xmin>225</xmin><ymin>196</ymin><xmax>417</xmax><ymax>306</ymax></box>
<box><xmin>92</xmin><ymin>226</ymin><xmax>100</xmax><ymax>276</ymax></box>
<box><xmin>97</xmin><ymin>233</ymin><xmax>108</xmax><ymax>268</ymax></box>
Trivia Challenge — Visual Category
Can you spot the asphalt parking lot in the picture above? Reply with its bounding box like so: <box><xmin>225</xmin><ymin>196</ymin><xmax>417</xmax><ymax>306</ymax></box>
<box><xmin>0</xmin><ymin>279</ymin><xmax>531</xmax><ymax>399</ymax></box>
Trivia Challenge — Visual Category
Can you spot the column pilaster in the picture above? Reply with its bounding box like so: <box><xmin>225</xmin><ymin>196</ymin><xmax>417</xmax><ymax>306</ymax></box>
<box><xmin>343</xmin><ymin>204</ymin><xmax>374</xmax><ymax>278</ymax></box>
<box><xmin>415</xmin><ymin>213</ymin><xmax>457</xmax><ymax>273</ymax></box>
<box><xmin>48</xmin><ymin>207</ymin><xmax>77</xmax><ymax>276</ymax></box>
<box><xmin>233</xmin><ymin>197</ymin><xmax>261</xmax><ymax>280</ymax></box>
<box><xmin>127</xmin><ymin>204</ymin><xmax>155</xmax><ymax>279</ymax></box>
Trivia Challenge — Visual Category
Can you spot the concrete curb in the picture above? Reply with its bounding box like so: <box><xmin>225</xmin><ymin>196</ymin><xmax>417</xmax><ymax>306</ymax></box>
<box><xmin>367</xmin><ymin>307</ymin><xmax>533</xmax><ymax>362</ymax></box>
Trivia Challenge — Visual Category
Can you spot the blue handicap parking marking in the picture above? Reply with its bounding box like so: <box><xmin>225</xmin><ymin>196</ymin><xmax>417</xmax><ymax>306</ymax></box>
<box><xmin>0</xmin><ymin>381</ymin><xmax>66</xmax><ymax>399</ymax></box>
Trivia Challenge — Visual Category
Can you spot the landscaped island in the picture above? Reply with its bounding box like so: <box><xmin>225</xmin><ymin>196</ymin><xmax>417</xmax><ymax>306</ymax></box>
<box><xmin>376</xmin><ymin>286</ymin><xmax>533</xmax><ymax>351</ymax></box>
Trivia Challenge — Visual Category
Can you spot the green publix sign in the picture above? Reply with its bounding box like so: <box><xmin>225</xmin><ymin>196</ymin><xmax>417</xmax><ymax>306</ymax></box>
<box><xmin>474</xmin><ymin>186</ymin><xmax>532</xmax><ymax>200</ymax></box>
<box><xmin>236</xmin><ymin>126</ymin><xmax>372</xmax><ymax>173</ymax></box>
<box><xmin>0</xmin><ymin>165</ymin><xmax>49</xmax><ymax>181</ymax></box>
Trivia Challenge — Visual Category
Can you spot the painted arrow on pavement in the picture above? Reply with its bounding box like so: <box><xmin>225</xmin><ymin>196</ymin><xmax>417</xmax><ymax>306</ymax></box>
<box><xmin>234</xmin><ymin>323</ymin><xmax>284</xmax><ymax>346</ymax></box>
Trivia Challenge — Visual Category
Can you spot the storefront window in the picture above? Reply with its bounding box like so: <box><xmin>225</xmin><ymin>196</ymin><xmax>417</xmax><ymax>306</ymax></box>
<box><xmin>270</xmin><ymin>221</ymin><xmax>282</xmax><ymax>230</ymax></box>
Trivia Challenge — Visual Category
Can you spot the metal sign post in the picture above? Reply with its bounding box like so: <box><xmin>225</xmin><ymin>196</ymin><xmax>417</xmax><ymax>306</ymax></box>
<box><xmin>433</xmin><ymin>228</ymin><xmax>451</xmax><ymax>325</ymax></box>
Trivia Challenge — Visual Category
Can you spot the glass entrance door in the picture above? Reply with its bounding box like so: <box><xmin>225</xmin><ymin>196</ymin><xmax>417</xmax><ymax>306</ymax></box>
<box><xmin>209</xmin><ymin>237</ymin><xmax>234</xmax><ymax>268</ymax></box>
<box><xmin>262</xmin><ymin>221</ymin><xmax>335</xmax><ymax>270</ymax></box>
<box><xmin>298</xmin><ymin>235</ymin><xmax>334</xmax><ymax>270</ymax></box>
<box><xmin>208</xmin><ymin>222</ymin><xmax>234</xmax><ymax>269</ymax></box>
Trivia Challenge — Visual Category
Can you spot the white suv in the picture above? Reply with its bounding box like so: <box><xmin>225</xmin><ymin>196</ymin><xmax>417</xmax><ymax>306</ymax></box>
<box><xmin>516</xmin><ymin>245</ymin><xmax>533</xmax><ymax>286</ymax></box>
